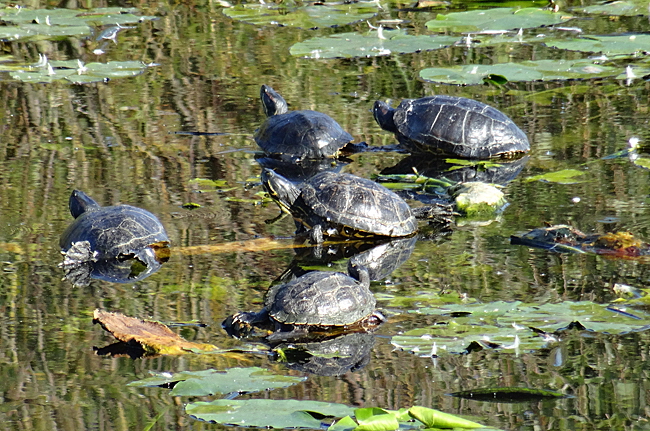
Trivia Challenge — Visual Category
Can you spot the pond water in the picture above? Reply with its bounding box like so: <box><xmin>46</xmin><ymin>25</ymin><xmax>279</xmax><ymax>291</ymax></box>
<box><xmin>2</xmin><ymin>0</ymin><xmax>650</xmax><ymax>429</ymax></box>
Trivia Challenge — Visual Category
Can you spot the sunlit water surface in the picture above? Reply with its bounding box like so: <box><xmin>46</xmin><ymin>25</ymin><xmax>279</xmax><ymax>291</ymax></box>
<box><xmin>2</xmin><ymin>0</ymin><xmax>650</xmax><ymax>429</ymax></box>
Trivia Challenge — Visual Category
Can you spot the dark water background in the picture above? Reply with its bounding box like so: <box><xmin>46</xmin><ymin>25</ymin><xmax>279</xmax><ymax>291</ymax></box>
<box><xmin>2</xmin><ymin>0</ymin><xmax>650</xmax><ymax>429</ymax></box>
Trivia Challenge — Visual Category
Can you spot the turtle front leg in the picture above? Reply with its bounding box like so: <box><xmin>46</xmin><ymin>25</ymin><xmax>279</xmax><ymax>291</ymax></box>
<box><xmin>412</xmin><ymin>203</ymin><xmax>458</xmax><ymax>224</ymax></box>
<box><xmin>222</xmin><ymin>309</ymin><xmax>270</xmax><ymax>339</ymax></box>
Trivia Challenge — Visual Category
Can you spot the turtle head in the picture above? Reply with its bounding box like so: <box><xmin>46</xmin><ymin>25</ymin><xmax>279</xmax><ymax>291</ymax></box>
<box><xmin>372</xmin><ymin>100</ymin><xmax>398</xmax><ymax>134</ymax></box>
<box><xmin>261</xmin><ymin>169</ymin><xmax>300</xmax><ymax>211</ymax></box>
<box><xmin>69</xmin><ymin>190</ymin><xmax>101</xmax><ymax>218</ymax></box>
<box><xmin>347</xmin><ymin>260</ymin><xmax>370</xmax><ymax>288</ymax></box>
<box><xmin>260</xmin><ymin>85</ymin><xmax>289</xmax><ymax>117</ymax></box>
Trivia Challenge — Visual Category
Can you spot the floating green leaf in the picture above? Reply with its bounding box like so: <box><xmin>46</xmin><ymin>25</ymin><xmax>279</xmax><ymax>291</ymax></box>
<box><xmin>545</xmin><ymin>34</ymin><xmax>650</xmax><ymax>56</ymax></box>
<box><xmin>409</xmin><ymin>406</ymin><xmax>484</xmax><ymax>429</ymax></box>
<box><xmin>355</xmin><ymin>412</ymin><xmax>399</xmax><ymax>431</ymax></box>
<box><xmin>525</xmin><ymin>168</ymin><xmax>586</xmax><ymax>184</ymax></box>
<box><xmin>186</xmin><ymin>399</ymin><xmax>354</xmax><ymax>428</ymax></box>
<box><xmin>7</xmin><ymin>60</ymin><xmax>151</xmax><ymax>83</ymax></box>
<box><xmin>425</xmin><ymin>8</ymin><xmax>574</xmax><ymax>33</ymax></box>
<box><xmin>2</xmin><ymin>7</ymin><xmax>139</xmax><ymax>24</ymax></box>
<box><xmin>0</xmin><ymin>24</ymin><xmax>91</xmax><ymax>41</ymax></box>
<box><xmin>420</xmin><ymin>59</ymin><xmax>620</xmax><ymax>84</ymax></box>
<box><xmin>328</xmin><ymin>415</ymin><xmax>358</xmax><ymax>431</ymax></box>
<box><xmin>291</xmin><ymin>30</ymin><xmax>459</xmax><ymax>59</ymax></box>
<box><xmin>128</xmin><ymin>367</ymin><xmax>306</xmax><ymax>396</ymax></box>
<box><xmin>223</xmin><ymin>2</ymin><xmax>377</xmax><ymax>29</ymax></box>
<box><xmin>0</xmin><ymin>7</ymin><xmax>156</xmax><ymax>42</ymax></box>
<box><xmin>328</xmin><ymin>406</ymin><xmax>486</xmax><ymax>430</ymax></box>
<box><xmin>390</xmin><ymin>300</ymin><xmax>650</xmax><ymax>356</ymax></box>
<box><xmin>616</xmin><ymin>65</ymin><xmax>650</xmax><ymax>82</ymax></box>
<box><xmin>574</xmin><ymin>0</ymin><xmax>650</xmax><ymax>16</ymax></box>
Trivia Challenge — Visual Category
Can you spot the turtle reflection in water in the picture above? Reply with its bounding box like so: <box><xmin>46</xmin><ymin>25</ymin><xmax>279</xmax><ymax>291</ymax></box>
<box><xmin>373</xmin><ymin>95</ymin><xmax>530</xmax><ymax>159</ymax></box>
<box><xmin>59</xmin><ymin>190</ymin><xmax>170</xmax><ymax>286</ymax></box>
<box><xmin>380</xmin><ymin>154</ymin><xmax>529</xmax><ymax>187</ymax></box>
<box><xmin>223</xmin><ymin>261</ymin><xmax>384</xmax><ymax>342</ymax></box>
<box><xmin>273</xmin><ymin>332</ymin><xmax>376</xmax><ymax>376</ymax></box>
<box><xmin>262</xmin><ymin>168</ymin><xmax>454</xmax><ymax>244</ymax></box>
<box><xmin>289</xmin><ymin>236</ymin><xmax>418</xmax><ymax>282</ymax></box>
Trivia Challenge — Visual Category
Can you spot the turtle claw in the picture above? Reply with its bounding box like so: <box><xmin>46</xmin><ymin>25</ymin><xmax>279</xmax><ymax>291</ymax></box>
<box><xmin>61</xmin><ymin>241</ymin><xmax>98</xmax><ymax>266</ymax></box>
<box><xmin>308</xmin><ymin>224</ymin><xmax>324</xmax><ymax>244</ymax></box>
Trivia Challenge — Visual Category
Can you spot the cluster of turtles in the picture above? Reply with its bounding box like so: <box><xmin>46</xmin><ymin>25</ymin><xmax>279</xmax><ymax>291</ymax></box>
<box><xmin>59</xmin><ymin>84</ymin><xmax>530</xmax><ymax>373</ymax></box>
<box><xmin>225</xmin><ymin>85</ymin><xmax>530</xmax><ymax>346</ymax></box>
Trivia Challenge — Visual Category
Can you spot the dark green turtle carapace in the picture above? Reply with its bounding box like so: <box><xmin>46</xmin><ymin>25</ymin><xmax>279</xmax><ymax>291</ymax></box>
<box><xmin>374</xmin><ymin>95</ymin><xmax>530</xmax><ymax>159</ymax></box>
<box><xmin>254</xmin><ymin>84</ymin><xmax>354</xmax><ymax>161</ymax></box>
<box><xmin>60</xmin><ymin>190</ymin><xmax>169</xmax><ymax>265</ymax></box>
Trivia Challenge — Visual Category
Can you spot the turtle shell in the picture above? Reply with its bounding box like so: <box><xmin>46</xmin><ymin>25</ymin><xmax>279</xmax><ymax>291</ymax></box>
<box><xmin>255</xmin><ymin>110</ymin><xmax>353</xmax><ymax>160</ymax></box>
<box><xmin>297</xmin><ymin>172</ymin><xmax>417</xmax><ymax>238</ymax></box>
<box><xmin>265</xmin><ymin>270</ymin><xmax>376</xmax><ymax>326</ymax></box>
<box><xmin>60</xmin><ymin>191</ymin><xmax>169</xmax><ymax>261</ymax></box>
<box><xmin>391</xmin><ymin>95</ymin><xmax>529</xmax><ymax>158</ymax></box>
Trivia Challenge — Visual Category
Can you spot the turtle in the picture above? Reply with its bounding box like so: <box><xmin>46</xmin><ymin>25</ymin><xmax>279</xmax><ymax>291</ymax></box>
<box><xmin>262</xmin><ymin>168</ymin><xmax>454</xmax><ymax>243</ymax></box>
<box><xmin>373</xmin><ymin>95</ymin><xmax>530</xmax><ymax>159</ymax></box>
<box><xmin>59</xmin><ymin>190</ymin><xmax>170</xmax><ymax>284</ymax></box>
<box><xmin>254</xmin><ymin>84</ymin><xmax>355</xmax><ymax>161</ymax></box>
<box><xmin>223</xmin><ymin>261</ymin><xmax>384</xmax><ymax>341</ymax></box>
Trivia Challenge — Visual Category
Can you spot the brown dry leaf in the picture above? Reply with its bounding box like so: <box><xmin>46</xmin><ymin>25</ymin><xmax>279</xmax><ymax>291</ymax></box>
<box><xmin>592</xmin><ymin>231</ymin><xmax>644</xmax><ymax>252</ymax></box>
<box><xmin>93</xmin><ymin>309</ymin><xmax>220</xmax><ymax>355</ymax></box>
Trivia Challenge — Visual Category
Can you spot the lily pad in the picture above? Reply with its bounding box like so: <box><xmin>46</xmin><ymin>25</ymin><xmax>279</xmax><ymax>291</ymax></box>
<box><xmin>545</xmin><ymin>34</ymin><xmax>650</xmax><ymax>56</ymax></box>
<box><xmin>128</xmin><ymin>367</ymin><xmax>306</xmax><ymax>396</ymax></box>
<box><xmin>223</xmin><ymin>2</ymin><xmax>377</xmax><ymax>29</ymax></box>
<box><xmin>331</xmin><ymin>406</ymin><xmax>486</xmax><ymax>431</ymax></box>
<box><xmin>419</xmin><ymin>59</ymin><xmax>620</xmax><ymax>84</ymax></box>
<box><xmin>186</xmin><ymin>399</ymin><xmax>354</xmax><ymax>428</ymax></box>
<box><xmin>408</xmin><ymin>406</ymin><xmax>484</xmax><ymax>429</ymax></box>
<box><xmin>0</xmin><ymin>7</ymin><xmax>156</xmax><ymax>42</ymax></box>
<box><xmin>7</xmin><ymin>60</ymin><xmax>152</xmax><ymax>83</ymax></box>
<box><xmin>354</xmin><ymin>409</ymin><xmax>399</xmax><ymax>431</ymax></box>
<box><xmin>290</xmin><ymin>29</ymin><xmax>459</xmax><ymax>59</ymax></box>
<box><xmin>0</xmin><ymin>23</ymin><xmax>92</xmax><ymax>41</ymax></box>
<box><xmin>391</xmin><ymin>300</ymin><xmax>650</xmax><ymax>356</ymax></box>
<box><xmin>574</xmin><ymin>1</ymin><xmax>650</xmax><ymax>16</ymax></box>
<box><xmin>0</xmin><ymin>7</ymin><xmax>156</xmax><ymax>26</ymax></box>
<box><xmin>615</xmin><ymin>65</ymin><xmax>650</xmax><ymax>84</ymax></box>
<box><xmin>425</xmin><ymin>7</ymin><xmax>575</xmax><ymax>33</ymax></box>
